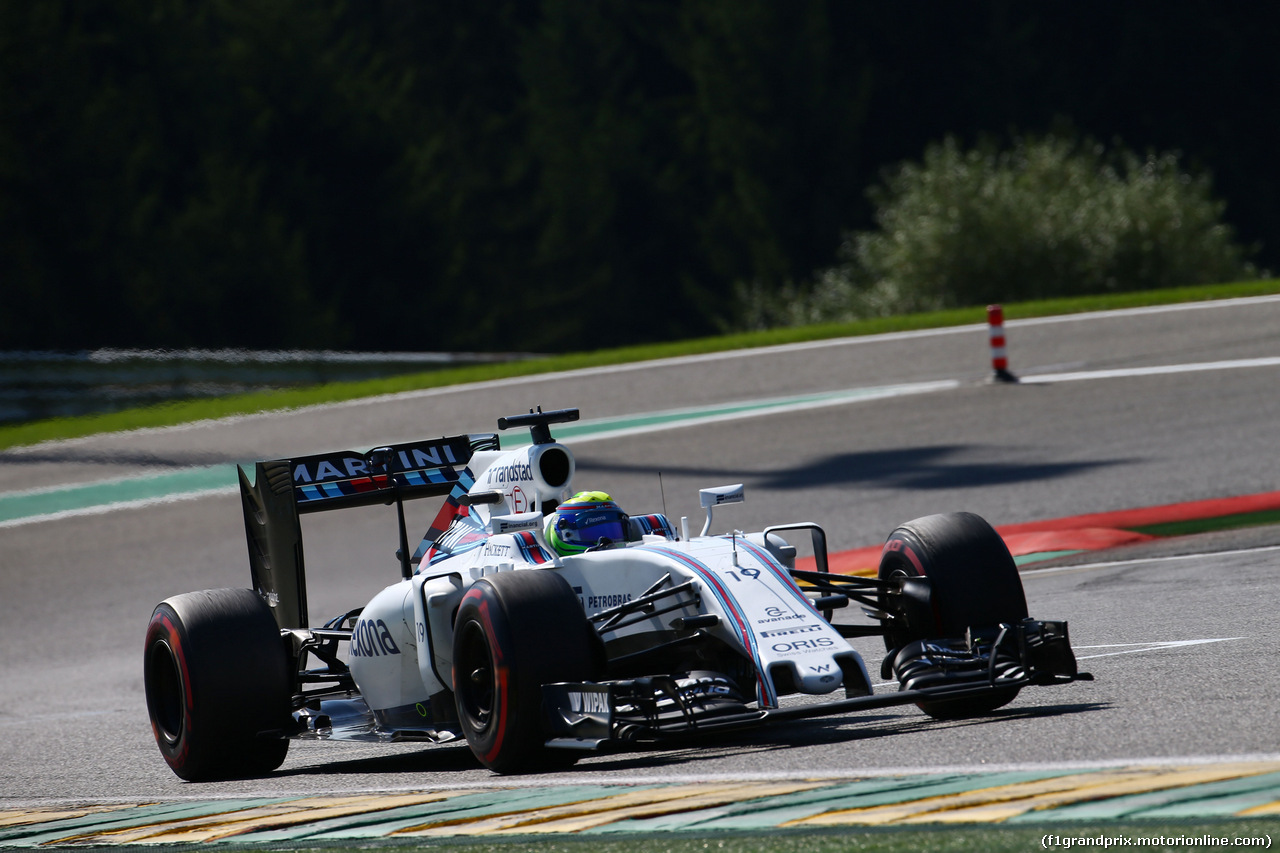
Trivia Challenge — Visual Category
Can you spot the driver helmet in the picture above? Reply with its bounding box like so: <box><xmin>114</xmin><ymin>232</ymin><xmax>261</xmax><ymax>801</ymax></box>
<box><xmin>545</xmin><ymin>491</ymin><xmax>628</xmax><ymax>555</ymax></box>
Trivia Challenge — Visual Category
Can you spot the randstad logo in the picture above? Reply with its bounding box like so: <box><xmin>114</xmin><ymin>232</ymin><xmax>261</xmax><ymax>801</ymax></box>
<box><xmin>488</xmin><ymin>463</ymin><xmax>534</xmax><ymax>485</ymax></box>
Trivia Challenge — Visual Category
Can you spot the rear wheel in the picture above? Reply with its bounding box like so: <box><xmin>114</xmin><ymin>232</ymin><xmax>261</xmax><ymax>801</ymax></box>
<box><xmin>452</xmin><ymin>571</ymin><xmax>601</xmax><ymax>773</ymax></box>
<box><xmin>878</xmin><ymin>512</ymin><xmax>1028</xmax><ymax>719</ymax></box>
<box><xmin>144</xmin><ymin>588</ymin><xmax>292</xmax><ymax>780</ymax></box>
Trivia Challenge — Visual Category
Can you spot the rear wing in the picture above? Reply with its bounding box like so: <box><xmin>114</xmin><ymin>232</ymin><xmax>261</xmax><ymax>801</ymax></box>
<box><xmin>238</xmin><ymin>433</ymin><xmax>499</xmax><ymax>630</ymax></box>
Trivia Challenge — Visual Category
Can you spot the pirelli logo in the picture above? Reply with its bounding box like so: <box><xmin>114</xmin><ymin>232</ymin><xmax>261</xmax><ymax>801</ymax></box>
<box><xmin>760</xmin><ymin>623</ymin><xmax>825</xmax><ymax>639</ymax></box>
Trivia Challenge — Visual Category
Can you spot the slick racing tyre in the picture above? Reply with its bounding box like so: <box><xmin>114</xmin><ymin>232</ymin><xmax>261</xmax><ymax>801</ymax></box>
<box><xmin>452</xmin><ymin>571</ymin><xmax>603</xmax><ymax>774</ymax></box>
<box><xmin>878</xmin><ymin>512</ymin><xmax>1028</xmax><ymax>719</ymax></box>
<box><xmin>144</xmin><ymin>588</ymin><xmax>292</xmax><ymax>781</ymax></box>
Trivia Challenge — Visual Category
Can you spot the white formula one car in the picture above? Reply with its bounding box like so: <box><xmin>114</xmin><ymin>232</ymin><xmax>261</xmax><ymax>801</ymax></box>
<box><xmin>144</xmin><ymin>408</ymin><xmax>1089</xmax><ymax>780</ymax></box>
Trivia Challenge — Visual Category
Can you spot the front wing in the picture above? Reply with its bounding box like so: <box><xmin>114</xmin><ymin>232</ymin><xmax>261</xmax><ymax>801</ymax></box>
<box><xmin>541</xmin><ymin>618</ymin><xmax>1090</xmax><ymax>750</ymax></box>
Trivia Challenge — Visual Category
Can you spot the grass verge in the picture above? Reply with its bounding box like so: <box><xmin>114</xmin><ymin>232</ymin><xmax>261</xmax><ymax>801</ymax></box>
<box><xmin>3</xmin><ymin>278</ymin><xmax>1276</xmax><ymax>452</ymax></box>
<box><xmin>188</xmin><ymin>820</ymin><xmax>1280</xmax><ymax>852</ymax></box>
<box><xmin>1132</xmin><ymin>509</ymin><xmax>1280</xmax><ymax>538</ymax></box>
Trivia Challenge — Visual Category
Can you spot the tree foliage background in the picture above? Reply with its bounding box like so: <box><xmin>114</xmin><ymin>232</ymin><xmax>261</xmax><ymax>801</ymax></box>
<box><xmin>2</xmin><ymin>1</ymin><xmax>1276</xmax><ymax>352</ymax></box>
<box><xmin>740</xmin><ymin>135</ymin><xmax>1260</xmax><ymax>329</ymax></box>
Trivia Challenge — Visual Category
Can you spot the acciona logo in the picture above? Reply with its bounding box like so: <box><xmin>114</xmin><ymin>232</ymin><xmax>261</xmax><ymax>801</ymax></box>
<box><xmin>350</xmin><ymin>618</ymin><xmax>401</xmax><ymax>658</ymax></box>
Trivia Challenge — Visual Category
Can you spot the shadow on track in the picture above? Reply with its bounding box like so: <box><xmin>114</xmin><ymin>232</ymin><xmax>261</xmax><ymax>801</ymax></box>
<box><xmin>269</xmin><ymin>702</ymin><xmax>1110</xmax><ymax>779</ymax></box>
<box><xmin>579</xmin><ymin>445</ymin><xmax>1131</xmax><ymax>492</ymax></box>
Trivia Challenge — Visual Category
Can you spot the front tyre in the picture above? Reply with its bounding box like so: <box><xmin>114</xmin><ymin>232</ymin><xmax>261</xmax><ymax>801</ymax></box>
<box><xmin>878</xmin><ymin>512</ymin><xmax>1028</xmax><ymax>719</ymax></box>
<box><xmin>452</xmin><ymin>571</ymin><xmax>601</xmax><ymax>774</ymax></box>
<box><xmin>144</xmin><ymin>588</ymin><xmax>292</xmax><ymax>781</ymax></box>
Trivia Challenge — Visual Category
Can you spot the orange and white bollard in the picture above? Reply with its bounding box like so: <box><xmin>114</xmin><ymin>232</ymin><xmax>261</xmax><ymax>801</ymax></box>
<box><xmin>987</xmin><ymin>304</ymin><xmax>1018</xmax><ymax>383</ymax></box>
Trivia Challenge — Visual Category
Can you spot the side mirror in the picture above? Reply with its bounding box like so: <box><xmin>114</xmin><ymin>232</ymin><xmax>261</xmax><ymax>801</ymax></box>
<box><xmin>698</xmin><ymin>483</ymin><xmax>745</xmax><ymax>536</ymax></box>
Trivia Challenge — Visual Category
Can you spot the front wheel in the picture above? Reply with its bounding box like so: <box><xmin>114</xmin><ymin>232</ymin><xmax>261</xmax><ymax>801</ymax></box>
<box><xmin>143</xmin><ymin>588</ymin><xmax>292</xmax><ymax>780</ymax></box>
<box><xmin>878</xmin><ymin>512</ymin><xmax>1028</xmax><ymax>719</ymax></box>
<box><xmin>452</xmin><ymin>571</ymin><xmax>602</xmax><ymax>774</ymax></box>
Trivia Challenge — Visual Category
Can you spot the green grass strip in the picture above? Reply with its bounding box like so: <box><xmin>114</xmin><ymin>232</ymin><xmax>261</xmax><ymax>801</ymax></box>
<box><xmin>3</xmin><ymin>278</ymin><xmax>1277</xmax><ymax>452</ymax></box>
<box><xmin>0</xmin><ymin>467</ymin><xmax>236</xmax><ymax>523</ymax></box>
<box><xmin>1131</xmin><ymin>509</ymin><xmax>1280</xmax><ymax>538</ymax></box>
<box><xmin>154</xmin><ymin>820</ymin><xmax>1280</xmax><ymax>853</ymax></box>
<box><xmin>1015</xmin><ymin>550</ymin><xmax>1085</xmax><ymax>565</ymax></box>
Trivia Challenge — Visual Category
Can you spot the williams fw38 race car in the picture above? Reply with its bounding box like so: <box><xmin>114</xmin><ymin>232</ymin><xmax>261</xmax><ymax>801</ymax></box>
<box><xmin>144</xmin><ymin>408</ymin><xmax>1090</xmax><ymax>780</ymax></box>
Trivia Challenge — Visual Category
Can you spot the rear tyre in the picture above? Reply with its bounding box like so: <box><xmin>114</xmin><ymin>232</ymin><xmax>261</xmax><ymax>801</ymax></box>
<box><xmin>878</xmin><ymin>512</ymin><xmax>1028</xmax><ymax>719</ymax></box>
<box><xmin>452</xmin><ymin>571</ymin><xmax>602</xmax><ymax>773</ymax></box>
<box><xmin>144</xmin><ymin>588</ymin><xmax>292</xmax><ymax>780</ymax></box>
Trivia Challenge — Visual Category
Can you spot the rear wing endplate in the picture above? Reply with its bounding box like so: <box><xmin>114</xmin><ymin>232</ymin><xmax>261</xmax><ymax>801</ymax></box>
<box><xmin>238</xmin><ymin>433</ymin><xmax>499</xmax><ymax>630</ymax></box>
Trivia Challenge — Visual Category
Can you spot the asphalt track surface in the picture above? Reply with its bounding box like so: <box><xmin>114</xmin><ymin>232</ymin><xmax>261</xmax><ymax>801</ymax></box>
<box><xmin>2</xmin><ymin>296</ymin><xmax>1280</xmax><ymax>808</ymax></box>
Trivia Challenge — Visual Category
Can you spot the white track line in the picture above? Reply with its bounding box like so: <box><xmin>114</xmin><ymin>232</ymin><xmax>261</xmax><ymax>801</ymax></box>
<box><xmin>1021</xmin><ymin>356</ymin><xmax>1280</xmax><ymax>384</ymax></box>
